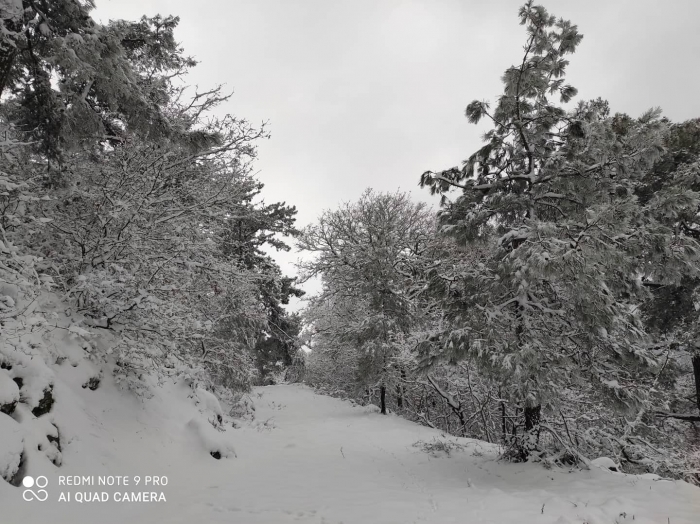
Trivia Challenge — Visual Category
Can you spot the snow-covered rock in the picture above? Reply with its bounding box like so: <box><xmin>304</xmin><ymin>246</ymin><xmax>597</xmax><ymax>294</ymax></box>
<box><xmin>0</xmin><ymin>414</ymin><xmax>23</xmax><ymax>482</ymax></box>
<box><xmin>6</xmin><ymin>350</ymin><xmax>54</xmax><ymax>411</ymax></box>
<box><xmin>194</xmin><ymin>387</ymin><xmax>224</xmax><ymax>422</ymax></box>
<box><xmin>0</xmin><ymin>371</ymin><xmax>20</xmax><ymax>414</ymax></box>
<box><xmin>591</xmin><ymin>456</ymin><xmax>621</xmax><ymax>472</ymax></box>
<box><xmin>185</xmin><ymin>417</ymin><xmax>236</xmax><ymax>460</ymax></box>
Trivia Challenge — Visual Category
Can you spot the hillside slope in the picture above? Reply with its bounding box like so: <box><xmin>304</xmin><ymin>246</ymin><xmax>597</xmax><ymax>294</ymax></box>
<box><xmin>2</xmin><ymin>383</ymin><xmax>699</xmax><ymax>523</ymax></box>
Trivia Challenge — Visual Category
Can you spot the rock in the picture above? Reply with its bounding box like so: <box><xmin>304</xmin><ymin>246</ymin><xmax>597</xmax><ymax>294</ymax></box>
<box><xmin>0</xmin><ymin>372</ymin><xmax>19</xmax><ymax>416</ymax></box>
<box><xmin>591</xmin><ymin>456</ymin><xmax>620</xmax><ymax>472</ymax></box>
<box><xmin>81</xmin><ymin>377</ymin><xmax>100</xmax><ymax>391</ymax></box>
<box><xmin>0</xmin><ymin>414</ymin><xmax>23</xmax><ymax>483</ymax></box>
<box><xmin>31</xmin><ymin>386</ymin><xmax>54</xmax><ymax>417</ymax></box>
<box><xmin>0</xmin><ymin>400</ymin><xmax>17</xmax><ymax>416</ymax></box>
<box><xmin>47</xmin><ymin>424</ymin><xmax>61</xmax><ymax>452</ymax></box>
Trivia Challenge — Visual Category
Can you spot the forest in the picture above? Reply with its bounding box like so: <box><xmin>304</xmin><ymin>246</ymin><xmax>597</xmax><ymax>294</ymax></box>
<box><xmin>301</xmin><ymin>6</ymin><xmax>700</xmax><ymax>482</ymax></box>
<box><xmin>1</xmin><ymin>0</ymin><xmax>699</xmax><ymax>502</ymax></box>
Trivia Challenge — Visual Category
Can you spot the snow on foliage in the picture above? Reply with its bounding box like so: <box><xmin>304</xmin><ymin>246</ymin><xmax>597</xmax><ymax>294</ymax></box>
<box><xmin>0</xmin><ymin>371</ymin><xmax>19</xmax><ymax>408</ymax></box>
<box><xmin>303</xmin><ymin>3</ymin><xmax>700</xmax><ymax>484</ymax></box>
<box><xmin>194</xmin><ymin>387</ymin><xmax>224</xmax><ymax>421</ymax></box>
<box><xmin>0</xmin><ymin>0</ymin><xmax>303</xmax><ymax>497</ymax></box>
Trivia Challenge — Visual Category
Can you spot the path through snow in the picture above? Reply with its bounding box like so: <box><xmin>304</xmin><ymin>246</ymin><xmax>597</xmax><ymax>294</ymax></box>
<box><xmin>3</xmin><ymin>384</ymin><xmax>699</xmax><ymax>523</ymax></box>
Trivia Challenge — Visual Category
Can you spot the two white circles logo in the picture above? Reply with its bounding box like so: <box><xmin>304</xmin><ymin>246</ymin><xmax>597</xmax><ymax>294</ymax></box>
<box><xmin>22</xmin><ymin>476</ymin><xmax>48</xmax><ymax>502</ymax></box>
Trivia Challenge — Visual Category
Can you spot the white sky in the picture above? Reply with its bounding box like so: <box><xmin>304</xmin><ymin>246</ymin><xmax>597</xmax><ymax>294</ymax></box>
<box><xmin>94</xmin><ymin>0</ymin><xmax>700</xmax><ymax>310</ymax></box>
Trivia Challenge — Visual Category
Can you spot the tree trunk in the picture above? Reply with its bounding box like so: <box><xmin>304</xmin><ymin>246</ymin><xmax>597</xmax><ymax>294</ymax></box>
<box><xmin>499</xmin><ymin>387</ymin><xmax>507</xmax><ymax>444</ymax></box>
<box><xmin>524</xmin><ymin>404</ymin><xmax>541</xmax><ymax>432</ymax></box>
<box><xmin>512</xmin><ymin>403</ymin><xmax>541</xmax><ymax>461</ymax></box>
<box><xmin>693</xmin><ymin>353</ymin><xmax>700</xmax><ymax>413</ymax></box>
<box><xmin>380</xmin><ymin>384</ymin><xmax>387</xmax><ymax>415</ymax></box>
<box><xmin>396</xmin><ymin>368</ymin><xmax>406</xmax><ymax>408</ymax></box>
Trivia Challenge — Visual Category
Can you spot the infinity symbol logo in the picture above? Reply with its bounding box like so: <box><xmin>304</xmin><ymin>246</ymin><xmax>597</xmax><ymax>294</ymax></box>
<box><xmin>22</xmin><ymin>476</ymin><xmax>49</xmax><ymax>502</ymax></box>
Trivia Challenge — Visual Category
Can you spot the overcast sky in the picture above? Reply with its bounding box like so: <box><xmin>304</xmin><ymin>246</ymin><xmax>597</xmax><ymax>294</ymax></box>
<box><xmin>94</xmin><ymin>0</ymin><xmax>700</xmax><ymax>309</ymax></box>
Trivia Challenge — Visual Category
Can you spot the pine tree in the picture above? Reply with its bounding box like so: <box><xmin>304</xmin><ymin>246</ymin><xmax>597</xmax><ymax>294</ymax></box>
<box><xmin>420</xmin><ymin>2</ymin><xmax>699</xmax><ymax>459</ymax></box>
<box><xmin>641</xmin><ymin>119</ymin><xmax>700</xmax><ymax>423</ymax></box>
<box><xmin>0</xmin><ymin>2</ymin><xmax>198</xmax><ymax>166</ymax></box>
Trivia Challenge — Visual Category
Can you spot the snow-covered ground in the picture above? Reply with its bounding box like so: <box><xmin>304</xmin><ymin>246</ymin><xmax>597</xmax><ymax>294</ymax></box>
<box><xmin>2</xmin><ymin>381</ymin><xmax>699</xmax><ymax>524</ymax></box>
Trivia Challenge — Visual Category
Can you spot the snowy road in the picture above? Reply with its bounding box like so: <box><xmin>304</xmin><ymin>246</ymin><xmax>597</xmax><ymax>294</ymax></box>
<box><xmin>4</xmin><ymin>384</ymin><xmax>699</xmax><ymax>523</ymax></box>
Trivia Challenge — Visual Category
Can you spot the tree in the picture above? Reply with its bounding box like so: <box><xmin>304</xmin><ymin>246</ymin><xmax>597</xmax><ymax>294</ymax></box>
<box><xmin>300</xmin><ymin>190</ymin><xmax>434</xmax><ymax>414</ymax></box>
<box><xmin>0</xmin><ymin>2</ymin><xmax>203</xmax><ymax>167</ymax></box>
<box><xmin>419</xmin><ymin>2</ymin><xmax>699</xmax><ymax>459</ymax></box>
<box><xmin>640</xmin><ymin>119</ymin><xmax>700</xmax><ymax>423</ymax></box>
<box><xmin>215</xmin><ymin>183</ymin><xmax>304</xmax><ymax>383</ymax></box>
<box><xmin>0</xmin><ymin>1</ymin><xmax>301</xmax><ymax>395</ymax></box>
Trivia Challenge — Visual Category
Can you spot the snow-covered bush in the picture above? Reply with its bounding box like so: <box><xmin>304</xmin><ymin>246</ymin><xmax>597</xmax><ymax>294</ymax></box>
<box><xmin>413</xmin><ymin>436</ymin><xmax>466</xmax><ymax>458</ymax></box>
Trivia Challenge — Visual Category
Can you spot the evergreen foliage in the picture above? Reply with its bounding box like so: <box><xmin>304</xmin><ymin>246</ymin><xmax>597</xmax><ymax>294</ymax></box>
<box><xmin>417</xmin><ymin>1</ymin><xmax>699</xmax><ymax>459</ymax></box>
<box><xmin>303</xmin><ymin>2</ymin><xmax>700</xmax><ymax>482</ymax></box>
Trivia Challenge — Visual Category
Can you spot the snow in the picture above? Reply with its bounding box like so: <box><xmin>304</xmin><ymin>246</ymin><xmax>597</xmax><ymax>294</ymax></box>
<box><xmin>12</xmin><ymin>403</ymin><xmax>62</xmax><ymax>467</ymax></box>
<box><xmin>6</xmin><ymin>349</ymin><xmax>55</xmax><ymax>409</ymax></box>
<box><xmin>0</xmin><ymin>370</ymin><xmax>19</xmax><ymax>406</ymax></box>
<box><xmin>591</xmin><ymin>457</ymin><xmax>620</xmax><ymax>472</ymax></box>
<box><xmin>0</xmin><ymin>285</ymin><xmax>698</xmax><ymax>522</ymax></box>
<box><xmin>0</xmin><ymin>413</ymin><xmax>23</xmax><ymax>481</ymax></box>
<box><xmin>2</xmin><ymin>383</ymin><xmax>698</xmax><ymax>524</ymax></box>
<box><xmin>184</xmin><ymin>417</ymin><xmax>236</xmax><ymax>459</ymax></box>
<box><xmin>193</xmin><ymin>386</ymin><xmax>224</xmax><ymax>420</ymax></box>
